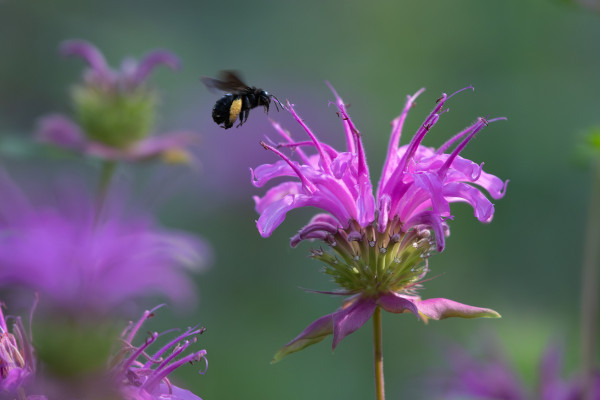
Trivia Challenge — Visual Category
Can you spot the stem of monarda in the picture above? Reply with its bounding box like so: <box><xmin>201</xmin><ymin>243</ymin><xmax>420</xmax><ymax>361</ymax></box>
<box><xmin>581</xmin><ymin>159</ymin><xmax>599</xmax><ymax>400</ymax></box>
<box><xmin>373</xmin><ymin>306</ymin><xmax>385</xmax><ymax>400</ymax></box>
<box><xmin>95</xmin><ymin>160</ymin><xmax>117</xmax><ymax>219</ymax></box>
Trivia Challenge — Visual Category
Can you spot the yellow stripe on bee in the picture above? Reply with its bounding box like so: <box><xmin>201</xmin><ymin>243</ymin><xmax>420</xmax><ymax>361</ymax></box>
<box><xmin>229</xmin><ymin>98</ymin><xmax>242</xmax><ymax>125</ymax></box>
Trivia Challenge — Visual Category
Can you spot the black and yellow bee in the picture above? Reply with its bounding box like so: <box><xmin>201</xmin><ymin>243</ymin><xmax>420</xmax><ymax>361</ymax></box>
<box><xmin>201</xmin><ymin>71</ymin><xmax>279</xmax><ymax>129</ymax></box>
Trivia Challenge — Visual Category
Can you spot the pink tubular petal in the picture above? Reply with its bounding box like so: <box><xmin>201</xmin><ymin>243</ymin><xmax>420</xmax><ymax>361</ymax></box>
<box><xmin>443</xmin><ymin>182</ymin><xmax>495</xmax><ymax>223</ymax></box>
<box><xmin>287</xmin><ymin>103</ymin><xmax>332</xmax><ymax>174</ymax></box>
<box><xmin>133</xmin><ymin>50</ymin><xmax>181</xmax><ymax>85</ymax></box>
<box><xmin>272</xmin><ymin>313</ymin><xmax>334</xmax><ymax>363</ymax></box>
<box><xmin>326</xmin><ymin>82</ymin><xmax>355</xmax><ymax>153</ymax></box>
<box><xmin>250</xmin><ymin>160</ymin><xmax>296</xmax><ymax>188</ymax></box>
<box><xmin>255</xmin><ymin>195</ymin><xmax>296</xmax><ymax>237</ymax></box>
<box><xmin>259</xmin><ymin>141</ymin><xmax>316</xmax><ymax>193</ymax></box>
<box><xmin>332</xmin><ymin>297</ymin><xmax>376</xmax><ymax>350</ymax></box>
<box><xmin>60</xmin><ymin>40</ymin><xmax>108</xmax><ymax>74</ymax></box>
<box><xmin>35</xmin><ymin>114</ymin><xmax>86</xmax><ymax>149</ymax></box>
<box><xmin>253</xmin><ymin>181</ymin><xmax>302</xmax><ymax>214</ymax></box>
<box><xmin>437</xmin><ymin>117</ymin><xmax>489</xmax><ymax>178</ymax></box>
<box><xmin>378</xmin><ymin>88</ymin><xmax>425</xmax><ymax>198</ymax></box>
<box><xmin>416</xmin><ymin>298</ymin><xmax>501</xmax><ymax>320</ymax></box>
<box><xmin>413</xmin><ymin>172</ymin><xmax>449</xmax><ymax>216</ymax></box>
<box><xmin>377</xmin><ymin>194</ymin><xmax>391</xmax><ymax>233</ymax></box>
<box><xmin>269</xmin><ymin>119</ymin><xmax>310</xmax><ymax>164</ymax></box>
<box><xmin>377</xmin><ymin>292</ymin><xmax>419</xmax><ymax>318</ymax></box>
<box><xmin>257</xmin><ymin>192</ymin><xmax>352</xmax><ymax>237</ymax></box>
<box><xmin>476</xmin><ymin>173</ymin><xmax>509</xmax><ymax>200</ymax></box>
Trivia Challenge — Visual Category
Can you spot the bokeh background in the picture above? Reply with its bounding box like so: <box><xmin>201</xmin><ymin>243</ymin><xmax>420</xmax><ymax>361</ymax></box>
<box><xmin>1</xmin><ymin>0</ymin><xmax>599</xmax><ymax>398</ymax></box>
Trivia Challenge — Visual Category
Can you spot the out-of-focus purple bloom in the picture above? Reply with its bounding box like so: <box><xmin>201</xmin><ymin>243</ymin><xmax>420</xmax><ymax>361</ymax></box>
<box><xmin>0</xmin><ymin>172</ymin><xmax>210</xmax><ymax>315</ymax></box>
<box><xmin>36</xmin><ymin>40</ymin><xmax>197</xmax><ymax>164</ymax></box>
<box><xmin>111</xmin><ymin>305</ymin><xmax>206</xmax><ymax>400</ymax></box>
<box><xmin>436</xmin><ymin>342</ymin><xmax>600</xmax><ymax>400</ymax></box>
<box><xmin>0</xmin><ymin>299</ymin><xmax>46</xmax><ymax>400</ymax></box>
<box><xmin>252</xmin><ymin>85</ymin><xmax>507</xmax><ymax>361</ymax></box>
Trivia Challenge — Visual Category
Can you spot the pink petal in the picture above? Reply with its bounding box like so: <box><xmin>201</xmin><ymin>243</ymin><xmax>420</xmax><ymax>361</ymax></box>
<box><xmin>272</xmin><ymin>313</ymin><xmax>334</xmax><ymax>363</ymax></box>
<box><xmin>377</xmin><ymin>292</ymin><xmax>419</xmax><ymax>318</ymax></box>
<box><xmin>416</xmin><ymin>298</ymin><xmax>501</xmax><ymax>320</ymax></box>
<box><xmin>332</xmin><ymin>297</ymin><xmax>376</xmax><ymax>349</ymax></box>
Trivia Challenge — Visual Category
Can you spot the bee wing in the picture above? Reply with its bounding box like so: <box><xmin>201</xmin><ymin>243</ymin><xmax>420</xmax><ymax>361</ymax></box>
<box><xmin>201</xmin><ymin>70</ymin><xmax>249</xmax><ymax>94</ymax></box>
<box><xmin>218</xmin><ymin>70</ymin><xmax>249</xmax><ymax>91</ymax></box>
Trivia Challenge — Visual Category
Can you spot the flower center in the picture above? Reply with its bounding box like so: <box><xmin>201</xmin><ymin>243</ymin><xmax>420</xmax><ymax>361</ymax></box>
<box><xmin>72</xmin><ymin>84</ymin><xmax>157</xmax><ymax>148</ymax></box>
<box><xmin>310</xmin><ymin>219</ymin><xmax>436</xmax><ymax>295</ymax></box>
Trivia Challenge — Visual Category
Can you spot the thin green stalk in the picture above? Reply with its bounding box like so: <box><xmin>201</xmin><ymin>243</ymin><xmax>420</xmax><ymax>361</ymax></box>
<box><xmin>95</xmin><ymin>161</ymin><xmax>117</xmax><ymax>219</ymax></box>
<box><xmin>373</xmin><ymin>306</ymin><xmax>385</xmax><ymax>400</ymax></box>
<box><xmin>581</xmin><ymin>159</ymin><xmax>600</xmax><ymax>400</ymax></box>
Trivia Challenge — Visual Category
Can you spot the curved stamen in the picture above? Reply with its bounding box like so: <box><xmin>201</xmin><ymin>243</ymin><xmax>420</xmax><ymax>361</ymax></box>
<box><xmin>326</xmin><ymin>81</ymin><xmax>355</xmax><ymax>153</ymax></box>
<box><xmin>447</xmin><ymin>85</ymin><xmax>474</xmax><ymax>99</ymax></box>
<box><xmin>144</xmin><ymin>349</ymin><xmax>207</xmax><ymax>390</ymax></box>
<box><xmin>287</xmin><ymin>102</ymin><xmax>333</xmax><ymax>174</ymax></box>
<box><xmin>275</xmin><ymin>140</ymin><xmax>338</xmax><ymax>160</ymax></box>
<box><xmin>260</xmin><ymin>141</ymin><xmax>316</xmax><ymax>193</ymax></box>
<box><xmin>269</xmin><ymin>119</ymin><xmax>310</xmax><ymax>164</ymax></box>
<box><xmin>123</xmin><ymin>304</ymin><xmax>165</xmax><ymax>343</ymax></box>
<box><xmin>143</xmin><ymin>325</ymin><xmax>205</xmax><ymax>368</ymax></box>
<box><xmin>120</xmin><ymin>332</ymin><xmax>159</xmax><ymax>377</ymax></box>
<box><xmin>385</xmin><ymin>88</ymin><xmax>426</xmax><ymax>171</ymax></box>
<box><xmin>437</xmin><ymin>117</ymin><xmax>506</xmax><ymax>179</ymax></box>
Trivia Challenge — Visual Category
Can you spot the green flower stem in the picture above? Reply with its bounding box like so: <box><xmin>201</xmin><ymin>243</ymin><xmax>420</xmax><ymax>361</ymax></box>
<box><xmin>95</xmin><ymin>160</ymin><xmax>117</xmax><ymax>217</ymax></box>
<box><xmin>581</xmin><ymin>159</ymin><xmax>600</xmax><ymax>400</ymax></box>
<box><xmin>373</xmin><ymin>306</ymin><xmax>385</xmax><ymax>400</ymax></box>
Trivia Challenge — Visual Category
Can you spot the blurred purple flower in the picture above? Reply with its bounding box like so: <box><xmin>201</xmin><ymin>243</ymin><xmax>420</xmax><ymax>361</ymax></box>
<box><xmin>436</xmin><ymin>342</ymin><xmax>600</xmax><ymax>400</ymax></box>
<box><xmin>112</xmin><ymin>305</ymin><xmax>206</xmax><ymax>400</ymax></box>
<box><xmin>252</xmin><ymin>85</ymin><xmax>507</xmax><ymax>361</ymax></box>
<box><xmin>0</xmin><ymin>172</ymin><xmax>210</xmax><ymax>315</ymax></box>
<box><xmin>36</xmin><ymin>40</ymin><xmax>197</xmax><ymax>164</ymax></box>
<box><xmin>0</xmin><ymin>299</ymin><xmax>46</xmax><ymax>399</ymax></box>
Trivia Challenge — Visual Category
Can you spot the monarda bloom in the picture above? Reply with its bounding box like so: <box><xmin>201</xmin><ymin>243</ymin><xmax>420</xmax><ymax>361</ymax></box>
<box><xmin>37</xmin><ymin>40</ymin><xmax>196</xmax><ymax>163</ymax></box>
<box><xmin>435</xmin><ymin>342</ymin><xmax>600</xmax><ymax>400</ymax></box>
<box><xmin>251</xmin><ymin>85</ymin><xmax>508</xmax><ymax>361</ymax></box>
<box><xmin>0</xmin><ymin>172</ymin><xmax>210</xmax><ymax>316</ymax></box>
<box><xmin>111</xmin><ymin>306</ymin><xmax>207</xmax><ymax>400</ymax></box>
<box><xmin>0</xmin><ymin>300</ymin><xmax>46</xmax><ymax>400</ymax></box>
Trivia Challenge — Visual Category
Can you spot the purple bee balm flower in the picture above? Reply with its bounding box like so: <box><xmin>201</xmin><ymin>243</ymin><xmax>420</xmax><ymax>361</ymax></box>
<box><xmin>112</xmin><ymin>305</ymin><xmax>207</xmax><ymax>400</ymax></box>
<box><xmin>36</xmin><ymin>40</ymin><xmax>197</xmax><ymax>164</ymax></box>
<box><xmin>0</xmin><ymin>172</ymin><xmax>210</xmax><ymax>315</ymax></box>
<box><xmin>0</xmin><ymin>299</ymin><xmax>47</xmax><ymax>400</ymax></box>
<box><xmin>437</xmin><ymin>342</ymin><xmax>600</xmax><ymax>400</ymax></box>
<box><xmin>251</xmin><ymin>85</ymin><xmax>508</xmax><ymax>361</ymax></box>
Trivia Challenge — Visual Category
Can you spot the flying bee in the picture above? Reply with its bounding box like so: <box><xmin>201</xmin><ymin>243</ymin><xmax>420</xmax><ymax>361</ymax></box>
<box><xmin>201</xmin><ymin>70</ymin><xmax>280</xmax><ymax>129</ymax></box>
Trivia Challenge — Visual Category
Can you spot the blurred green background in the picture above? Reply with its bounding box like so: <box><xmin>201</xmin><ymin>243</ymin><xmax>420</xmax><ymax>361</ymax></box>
<box><xmin>1</xmin><ymin>0</ymin><xmax>599</xmax><ymax>398</ymax></box>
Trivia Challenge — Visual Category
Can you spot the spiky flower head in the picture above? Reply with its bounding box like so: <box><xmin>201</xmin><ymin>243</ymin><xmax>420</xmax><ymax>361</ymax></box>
<box><xmin>0</xmin><ymin>299</ymin><xmax>46</xmax><ymax>400</ymax></box>
<box><xmin>436</xmin><ymin>342</ymin><xmax>600</xmax><ymax>400</ymax></box>
<box><xmin>0</xmin><ymin>172</ymin><xmax>210</xmax><ymax>316</ymax></box>
<box><xmin>37</xmin><ymin>40</ymin><xmax>196</xmax><ymax>163</ymax></box>
<box><xmin>111</xmin><ymin>305</ymin><xmax>207</xmax><ymax>400</ymax></box>
<box><xmin>252</xmin><ymin>85</ymin><xmax>508</xmax><ymax>361</ymax></box>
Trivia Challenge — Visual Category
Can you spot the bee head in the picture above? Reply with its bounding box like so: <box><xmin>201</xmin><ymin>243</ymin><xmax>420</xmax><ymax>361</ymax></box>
<box><xmin>258</xmin><ymin>90</ymin><xmax>272</xmax><ymax>106</ymax></box>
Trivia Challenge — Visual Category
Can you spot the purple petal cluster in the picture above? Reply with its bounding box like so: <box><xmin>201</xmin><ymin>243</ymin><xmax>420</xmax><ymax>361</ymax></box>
<box><xmin>253</xmin><ymin>85</ymin><xmax>507</xmax><ymax>251</ymax></box>
<box><xmin>252</xmin><ymin>85</ymin><xmax>507</xmax><ymax>360</ymax></box>
<box><xmin>113</xmin><ymin>306</ymin><xmax>206</xmax><ymax>400</ymax></box>
<box><xmin>0</xmin><ymin>172</ymin><xmax>210</xmax><ymax>315</ymax></box>
<box><xmin>36</xmin><ymin>40</ymin><xmax>197</xmax><ymax>163</ymax></box>
<box><xmin>0</xmin><ymin>300</ymin><xmax>46</xmax><ymax>399</ymax></box>
<box><xmin>437</xmin><ymin>343</ymin><xmax>600</xmax><ymax>400</ymax></box>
